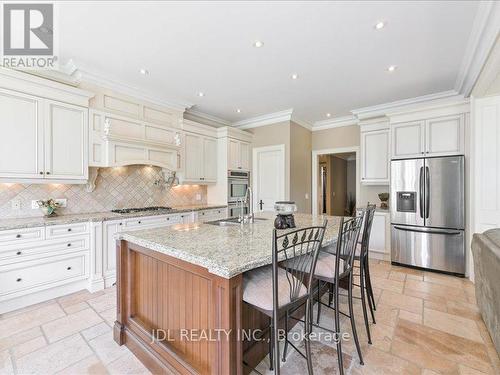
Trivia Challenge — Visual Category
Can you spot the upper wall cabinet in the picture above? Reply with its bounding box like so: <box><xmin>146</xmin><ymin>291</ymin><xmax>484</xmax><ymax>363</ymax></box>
<box><xmin>0</xmin><ymin>68</ymin><xmax>93</xmax><ymax>184</ymax></box>
<box><xmin>228</xmin><ymin>139</ymin><xmax>250</xmax><ymax>171</ymax></box>
<box><xmin>391</xmin><ymin>114</ymin><xmax>464</xmax><ymax>159</ymax></box>
<box><xmin>183</xmin><ymin>133</ymin><xmax>217</xmax><ymax>183</ymax></box>
<box><xmin>425</xmin><ymin>115</ymin><xmax>464</xmax><ymax>156</ymax></box>
<box><xmin>0</xmin><ymin>90</ymin><xmax>88</xmax><ymax>182</ymax></box>
<box><xmin>361</xmin><ymin>128</ymin><xmax>390</xmax><ymax>185</ymax></box>
<box><xmin>391</xmin><ymin>121</ymin><xmax>425</xmax><ymax>159</ymax></box>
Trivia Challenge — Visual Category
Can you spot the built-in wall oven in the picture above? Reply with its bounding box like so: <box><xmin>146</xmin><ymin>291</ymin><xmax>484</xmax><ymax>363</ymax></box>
<box><xmin>228</xmin><ymin>202</ymin><xmax>249</xmax><ymax>217</ymax></box>
<box><xmin>228</xmin><ymin>170</ymin><xmax>250</xmax><ymax>203</ymax></box>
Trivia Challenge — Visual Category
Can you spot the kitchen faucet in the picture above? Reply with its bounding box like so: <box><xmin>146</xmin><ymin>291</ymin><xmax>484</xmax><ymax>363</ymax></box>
<box><xmin>238</xmin><ymin>187</ymin><xmax>254</xmax><ymax>224</ymax></box>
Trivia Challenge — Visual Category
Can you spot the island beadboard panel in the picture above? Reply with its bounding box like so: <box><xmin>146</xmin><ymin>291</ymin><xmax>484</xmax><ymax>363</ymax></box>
<box><xmin>0</xmin><ymin>165</ymin><xmax>207</xmax><ymax>218</ymax></box>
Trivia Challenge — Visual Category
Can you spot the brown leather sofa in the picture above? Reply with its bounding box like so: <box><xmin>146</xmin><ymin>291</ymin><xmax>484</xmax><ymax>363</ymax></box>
<box><xmin>471</xmin><ymin>229</ymin><xmax>500</xmax><ymax>355</ymax></box>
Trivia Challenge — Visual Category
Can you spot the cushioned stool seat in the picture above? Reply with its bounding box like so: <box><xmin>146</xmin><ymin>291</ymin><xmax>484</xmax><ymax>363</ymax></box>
<box><xmin>243</xmin><ymin>265</ymin><xmax>307</xmax><ymax>311</ymax></box>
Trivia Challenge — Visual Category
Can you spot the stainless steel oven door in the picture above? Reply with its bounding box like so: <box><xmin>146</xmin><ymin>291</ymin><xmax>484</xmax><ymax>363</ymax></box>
<box><xmin>228</xmin><ymin>179</ymin><xmax>249</xmax><ymax>202</ymax></box>
<box><xmin>228</xmin><ymin>203</ymin><xmax>248</xmax><ymax>217</ymax></box>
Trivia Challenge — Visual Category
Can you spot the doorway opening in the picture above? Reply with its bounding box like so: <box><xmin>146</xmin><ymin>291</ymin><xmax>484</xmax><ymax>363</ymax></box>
<box><xmin>317</xmin><ymin>152</ymin><xmax>356</xmax><ymax>216</ymax></box>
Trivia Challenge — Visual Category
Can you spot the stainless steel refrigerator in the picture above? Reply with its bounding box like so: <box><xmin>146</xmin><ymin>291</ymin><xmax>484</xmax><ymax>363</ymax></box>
<box><xmin>390</xmin><ymin>155</ymin><xmax>465</xmax><ymax>275</ymax></box>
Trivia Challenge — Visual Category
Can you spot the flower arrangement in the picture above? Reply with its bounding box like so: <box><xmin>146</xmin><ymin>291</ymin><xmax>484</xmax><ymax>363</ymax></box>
<box><xmin>37</xmin><ymin>199</ymin><xmax>60</xmax><ymax>217</ymax></box>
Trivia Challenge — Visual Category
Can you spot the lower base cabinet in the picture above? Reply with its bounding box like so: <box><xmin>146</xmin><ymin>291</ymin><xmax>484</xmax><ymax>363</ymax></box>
<box><xmin>0</xmin><ymin>208</ymin><xmax>227</xmax><ymax>314</ymax></box>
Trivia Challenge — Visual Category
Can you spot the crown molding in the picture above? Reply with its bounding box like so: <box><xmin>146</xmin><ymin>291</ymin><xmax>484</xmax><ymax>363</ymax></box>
<box><xmin>77</xmin><ymin>67</ymin><xmax>193</xmax><ymax>112</ymax></box>
<box><xmin>290</xmin><ymin>116</ymin><xmax>313</xmax><ymax>131</ymax></box>
<box><xmin>184</xmin><ymin>109</ymin><xmax>231</xmax><ymax>128</ymax></box>
<box><xmin>312</xmin><ymin>115</ymin><xmax>358</xmax><ymax>131</ymax></box>
<box><xmin>455</xmin><ymin>1</ymin><xmax>500</xmax><ymax>97</ymax></box>
<box><xmin>351</xmin><ymin>90</ymin><xmax>463</xmax><ymax>120</ymax></box>
<box><xmin>233</xmin><ymin>108</ymin><xmax>294</xmax><ymax>129</ymax></box>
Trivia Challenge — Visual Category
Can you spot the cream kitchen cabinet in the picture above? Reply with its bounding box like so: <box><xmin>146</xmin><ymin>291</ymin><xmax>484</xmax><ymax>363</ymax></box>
<box><xmin>425</xmin><ymin>114</ymin><xmax>464</xmax><ymax>156</ymax></box>
<box><xmin>102</xmin><ymin>213</ymin><xmax>182</xmax><ymax>287</ymax></box>
<box><xmin>183</xmin><ymin>133</ymin><xmax>217</xmax><ymax>183</ymax></box>
<box><xmin>361</xmin><ymin>129</ymin><xmax>390</xmax><ymax>185</ymax></box>
<box><xmin>391</xmin><ymin>121</ymin><xmax>425</xmax><ymax>159</ymax></box>
<box><xmin>392</xmin><ymin>114</ymin><xmax>464</xmax><ymax>159</ymax></box>
<box><xmin>0</xmin><ymin>89</ymin><xmax>88</xmax><ymax>182</ymax></box>
<box><xmin>0</xmin><ymin>223</ymin><xmax>91</xmax><ymax>314</ymax></box>
<box><xmin>228</xmin><ymin>139</ymin><xmax>250</xmax><ymax>170</ymax></box>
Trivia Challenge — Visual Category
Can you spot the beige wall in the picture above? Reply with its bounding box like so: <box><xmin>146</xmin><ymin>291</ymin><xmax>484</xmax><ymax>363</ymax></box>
<box><xmin>250</xmin><ymin>122</ymin><xmax>291</xmax><ymax>199</ymax></box>
<box><xmin>312</xmin><ymin>125</ymin><xmax>360</xmax><ymax>150</ymax></box>
<box><xmin>290</xmin><ymin>122</ymin><xmax>312</xmax><ymax>213</ymax></box>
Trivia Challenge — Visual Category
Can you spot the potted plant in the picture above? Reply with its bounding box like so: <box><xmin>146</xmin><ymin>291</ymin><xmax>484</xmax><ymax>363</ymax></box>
<box><xmin>37</xmin><ymin>199</ymin><xmax>60</xmax><ymax>217</ymax></box>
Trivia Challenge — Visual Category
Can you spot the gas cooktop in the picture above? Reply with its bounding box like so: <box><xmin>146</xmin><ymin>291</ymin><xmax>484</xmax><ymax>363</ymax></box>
<box><xmin>111</xmin><ymin>206</ymin><xmax>172</xmax><ymax>214</ymax></box>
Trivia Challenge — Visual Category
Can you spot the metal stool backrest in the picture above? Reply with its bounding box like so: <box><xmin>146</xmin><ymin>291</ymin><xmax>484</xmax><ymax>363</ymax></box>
<box><xmin>272</xmin><ymin>219</ymin><xmax>328</xmax><ymax>308</ymax></box>
<box><xmin>334</xmin><ymin>215</ymin><xmax>364</xmax><ymax>281</ymax></box>
<box><xmin>359</xmin><ymin>203</ymin><xmax>377</xmax><ymax>261</ymax></box>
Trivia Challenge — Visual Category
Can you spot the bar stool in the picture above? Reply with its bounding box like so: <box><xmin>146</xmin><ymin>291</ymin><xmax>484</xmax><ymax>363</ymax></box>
<box><xmin>310</xmin><ymin>215</ymin><xmax>365</xmax><ymax>375</ymax></box>
<box><xmin>242</xmin><ymin>220</ymin><xmax>328</xmax><ymax>375</ymax></box>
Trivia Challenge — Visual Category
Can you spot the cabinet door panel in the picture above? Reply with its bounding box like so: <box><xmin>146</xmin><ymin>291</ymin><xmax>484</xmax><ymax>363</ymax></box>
<box><xmin>0</xmin><ymin>90</ymin><xmax>43</xmax><ymax>178</ymax></box>
<box><xmin>425</xmin><ymin>115</ymin><xmax>463</xmax><ymax>156</ymax></box>
<box><xmin>228</xmin><ymin>139</ymin><xmax>240</xmax><ymax>170</ymax></box>
<box><xmin>184</xmin><ymin>133</ymin><xmax>202</xmax><ymax>180</ymax></box>
<box><xmin>361</xmin><ymin>130</ymin><xmax>389</xmax><ymax>184</ymax></box>
<box><xmin>45</xmin><ymin>101</ymin><xmax>88</xmax><ymax>179</ymax></box>
<box><xmin>203</xmin><ymin>137</ymin><xmax>217</xmax><ymax>181</ymax></box>
<box><xmin>392</xmin><ymin>121</ymin><xmax>424</xmax><ymax>159</ymax></box>
<box><xmin>369</xmin><ymin>214</ymin><xmax>387</xmax><ymax>252</ymax></box>
<box><xmin>240</xmin><ymin>142</ymin><xmax>250</xmax><ymax>170</ymax></box>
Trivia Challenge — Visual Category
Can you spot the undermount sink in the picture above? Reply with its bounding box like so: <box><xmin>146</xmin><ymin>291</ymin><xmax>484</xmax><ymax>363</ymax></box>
<box><xmin>205</xmin><ymin>217</ymin><xmax>268</xmax><ymax>226</ymax></box>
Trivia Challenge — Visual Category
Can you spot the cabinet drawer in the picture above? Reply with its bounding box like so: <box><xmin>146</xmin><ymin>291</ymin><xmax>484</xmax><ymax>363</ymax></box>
<box><xmin>0</xmin><ymin>235</ymin><xmax>89</xmax><ymax>263</ymax></box>
<box><xmin>198</xmin><ymin>208</ymin><xmax>226</xmax><ymax>222</ymax></box>
<box><xmin>124</xmin><ymin>214</ymin><xmax>180</xmax><ymax>230</ymax></box>
<box><xmin>0</xmin><ymin>252</ymin><xmax>89</xmax><ymax>297</ymax></box>
<box><xmin>46</xmin><ymin>222</ymin><xmax>89</xmax><ymax>238</ymax></box>
<box><xmin>0</xmin><ymin>227</ymin><xmax>45</xmax><ymax>246</ymax></box>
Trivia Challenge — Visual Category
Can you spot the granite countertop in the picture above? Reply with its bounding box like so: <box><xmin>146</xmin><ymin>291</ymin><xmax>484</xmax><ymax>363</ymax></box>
<box><xmin>118</xmin><ymin>212</ymin><xmax>342</xmax><ymax>279</ymax></box>
<box><xmin>0</xmin><ymin>204</ymin><xmax>227</xmax><ymax>231</ymax></box>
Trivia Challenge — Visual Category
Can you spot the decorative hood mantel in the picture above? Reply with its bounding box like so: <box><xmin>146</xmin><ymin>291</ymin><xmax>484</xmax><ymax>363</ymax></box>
<box><xmin>89</xmin><ymin>109</ymin><xmax>182</xmax><ymax>171</ymax></box>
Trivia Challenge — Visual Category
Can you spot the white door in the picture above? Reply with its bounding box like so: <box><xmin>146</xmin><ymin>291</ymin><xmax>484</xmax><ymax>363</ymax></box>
<box><xmin>361</xmin><ymin>129</ymin><xmax>389</xmax><ymax>184</ymax></box>
<box><xmin>392</xmin><ymin>121</ymin><xmax>425</xmax><ymax>159</ymax></box>
<box><xmin>253</xmin><ymin>145</ymin><xmax>285</xmax><ymax>212</ymax></box>
<box><xmin>425</xmin><ymin>114</ymin><xmax>464</xmax><ymax>156</ymax></box>
<box><xmin>0</xmin><ymin>89</ymin><xmax>44</xmax><ymax>179</ymax></box>
<box><xmin>228</xmin><ymin>139</ymin><xmax>240</xmax><ymax>170</ymax></box>
<box><xmin>44</xmin><ymin>101</ymin><xmax>88</xmax><ymax>180</ymax></box>
<box><xmin>184</xmin><ymin>133</ymin><xmax>202</xmax><ymax>181</ymax></box>
<box><xmin>240</xmin><ymin>142</ymin><xmax>250</xmax><ymax>170</ymax></box>
<box><xmin>203</xmin><ymin>137</ymin><xmax>217</xmax><ymax>181</ymax></box>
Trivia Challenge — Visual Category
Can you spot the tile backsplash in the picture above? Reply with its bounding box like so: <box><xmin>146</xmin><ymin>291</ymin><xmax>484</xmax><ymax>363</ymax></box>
<box><xmin>0</xmin><ymin>165</ymin><xmax>207</xmax><ymax>218</ymax></box>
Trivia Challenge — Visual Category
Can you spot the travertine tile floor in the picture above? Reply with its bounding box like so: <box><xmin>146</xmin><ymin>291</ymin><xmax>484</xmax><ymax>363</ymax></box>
<box><xmin>1</xmin><ymin>260</ymin><xmax>499</xmax><ymax>374</ymax></box>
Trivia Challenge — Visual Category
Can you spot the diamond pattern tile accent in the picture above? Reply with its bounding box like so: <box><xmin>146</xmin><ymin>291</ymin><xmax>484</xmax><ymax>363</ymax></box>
<box><xmin>0</xmin><ymin>166</ymin><xmax>207</xmax><ymax>218</ymax></box>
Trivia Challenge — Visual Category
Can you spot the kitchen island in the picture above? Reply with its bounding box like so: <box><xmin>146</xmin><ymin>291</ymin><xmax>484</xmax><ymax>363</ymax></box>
<box><xmin>114</xmin><ymin>212</ymin><xmax>341</xmax><ymax>374</ymax></box>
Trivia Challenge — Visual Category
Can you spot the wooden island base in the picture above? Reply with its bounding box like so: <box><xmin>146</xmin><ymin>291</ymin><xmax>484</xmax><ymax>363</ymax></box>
<box><xmin>114</xmin><ymin>240</ymin><xmax>276</xmax><ymax>374</ymax></box>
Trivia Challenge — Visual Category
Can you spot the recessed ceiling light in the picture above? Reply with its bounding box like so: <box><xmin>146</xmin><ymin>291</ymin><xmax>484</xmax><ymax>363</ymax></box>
<box><xmin>139</xmin><ymin>68</ymin><xmax>149</xmax><ymax>75</ymax></box>
<box><xmin>253</xmin><ymin>40</ymin><xmax>264</xmax><ymax>48</ymax></box>
<box><xmin>326</xmin><ymin>113</ymin><xmax>331</xmax><ymax>118</ymax></box>
<box><xmin>374</xmin><ymin>21</ymin><xmax>386</xmax><ymax>30</ymax></box>
<box><xmin>291</xmin><ymin>73</ymin><xmax>298</xmax><ymax>80</ymax></box>
<box><xmin>236</xmin><ymin>109</ymin><xmax>241</xmax><ymax>113</ymax></box>
<box><xmin>197</xmin><ymin>92</ymin><xmax>205</xmax><ymax>97</ymax></box>
<box><xmin>387</xmin><ymin>65</ymin><xmax>397</xmax><ymax>72</ymax></box>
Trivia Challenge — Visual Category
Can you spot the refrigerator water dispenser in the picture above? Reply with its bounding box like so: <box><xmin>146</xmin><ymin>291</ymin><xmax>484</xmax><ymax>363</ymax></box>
<box><xmin>396</xmin><ymin>192</ymin><xmax>416</xmax><ymax>212</ymax></box>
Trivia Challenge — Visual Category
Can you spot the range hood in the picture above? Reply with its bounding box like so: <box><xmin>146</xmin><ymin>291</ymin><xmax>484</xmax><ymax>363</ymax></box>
<box><xmin>89</xmin><ymin>109</ymin><xmax>182</xmax><ymax>171</ymax></box>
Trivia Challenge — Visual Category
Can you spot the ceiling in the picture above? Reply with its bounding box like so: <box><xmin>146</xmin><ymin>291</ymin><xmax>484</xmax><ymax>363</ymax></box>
<box><xmin>58</xmin><ymin>1</ymin><xmax>480</xmax><ymax>125</ymax></box>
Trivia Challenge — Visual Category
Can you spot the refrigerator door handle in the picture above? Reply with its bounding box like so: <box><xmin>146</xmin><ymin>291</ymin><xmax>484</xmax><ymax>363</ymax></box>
<box><xmin>425</xmin><ymin>166</ymin><xmax>430</xmax><ymax>219</ymax></box>
<box><xmin>419</xmin><ymin>166</ymin><xmax>424</xmax><ymax>218</ymax></box>
<box><xmin>393</xmin><ymin>226</ymin><xmax>462</xmax><ymax>235</ymax></box>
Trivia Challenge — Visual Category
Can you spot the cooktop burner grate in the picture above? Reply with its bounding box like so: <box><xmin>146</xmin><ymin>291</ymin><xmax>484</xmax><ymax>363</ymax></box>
<box><xmin>111</xmin><ymin>206</ymin><xmax>173</xmax><ymax>214</ymax></box>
